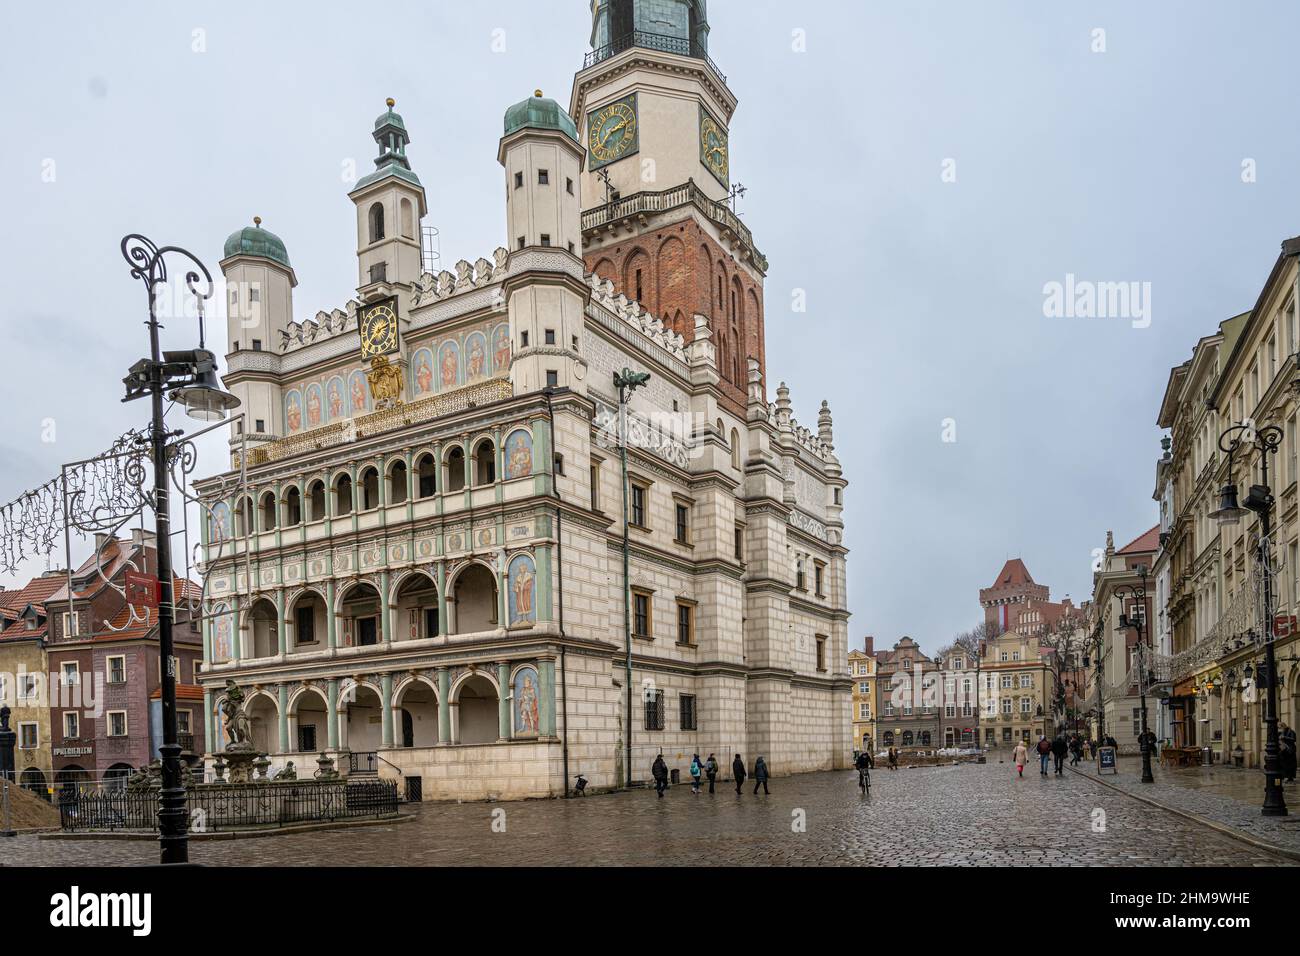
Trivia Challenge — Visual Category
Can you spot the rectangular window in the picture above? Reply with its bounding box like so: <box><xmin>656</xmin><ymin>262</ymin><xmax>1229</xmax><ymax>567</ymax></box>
<box><xmin>540</xmin><ymin>234</ymin><xmax>551</xmax><ymax>247</ymax></box>
<box><xmin>545</xmin><ymin>370</ymin><xmax>558</xmax><ymax>388</ymax></box>
<box><xmin>1019</xmin><ymin>674</ymin><xmax>1032</xmax><ymax>688</ymax></box>
<box><xmin>251</xmin><ymin>339</ymin><xmax>262</xmax><ymax>351</ymax></box>
<box><xmin>816</xmin><ymin>635</ymin><xmax>827</xmax><ymax>672</ymax></box>
<box><xmin>177</xmin><ymin>710</ymin><xmax>192</xmax><ymax>734</ymax></box>
<box><xmin>298</xmin><ymin>725</ymin><xmax>317</xmax><ymax>753</ymax></box>
<box><xmin>61</xmin><ymin>611</ymin><xmax>77</xmax><ymax>638</ymax></box>
<box><xmin>674</xmin><ymin>503</ymin><xmax>689</xmax><ymax>544</ymax></box>
<box><xmin>19</xmin><ymin>723</ymin><xmax>38</xmax><ymax>750</ymax></box>
<box><xmin>515</xmin><ymin>171</ymin><xmax>524</xmax><ymax>189</ymax></box>
<box><xmin>633</xmin><ymin>590</ymin><xmax>652</xmax><ymax>639</ymax></box>
<box><xmin>567</xmin><ymin>241</ymin><xmax>575</xmax><ymax>254</ymax></box>
<box><xmin>1020</xmin><ymin>697</ymin><xmax>1032</xmax><ymax>714</ymax></box>
<box><xmin>296</xmin><ymin>605</ymin><xmax>316</xmax><ymax>644</ymax></box>
<box><xmin>544</xmin><ymin>328</ymin><xmax>556</xmax><ymax>345</ymax></box>
<box><xmin>815</xmin><ymin>562</ymin><xmax>825</xmax><ymax>597</ymax></box>
<box><xmin>520</xmin><ymin>330</ymin><xmax>529</xmax><ymax>348</ymax></box>
<box><xmin>679</xmin><ymin>694</ymin><xmax>697</xmax><ymax>731</ymax></box>
<box><xmin>644</xmin><ymin>690</ymin><xmax>665</xmax><ymax>731</ymax></box>
<box><xmin>61</xmin><ymin>662</ymin><xmax>79</xmax><ymax>686</ymax></box>
<box><xmin>676</xmin><ymin>601</ymin><xmax>695</xmax><ymax>645</ymax></box>
<box><xmin>590</xmin><ymin>461</ymin><xmax>601</xmax><ymax>511</ymax></box>
<box><xmin>734</xmin><ymin>525</ymin><xmax>744</xmax><ymax>562</ymax></box>
<box><xmin>566</xmin><ymin>177</ymin><xmax>574</xmax><ymax>195</ymax></box>
<box><xmin>424</xmin><ymin>607</ymin><xmax>440</xmax><ymax>639</ymax></box>
<box><xmin>64</xmin><ymin>711</ymin><xmax>79</xmax><ymax>738</ymax></box>
<box><xmin>945</xmin><ymin>703</ymin><xmax>955</xmax><ymax>717</ymax></box>
<box><xmin>1001</xmin><ymin>674</ymin><xmax>1012</xmax><ymax>689</ymax></box>
<box><xmin>255</xmin><ymin>419</ymin><xmax>265</xmax><ymax>433</ymax></box>
<box><xmin>108</xmin><ymin>711</ymin><xmax>128</xmax><ymax>737</ymax></box>
<box><xmin>538</xmin><ymin>169</ymin><xmax>549</xmax><ymax>185</ymax></box>
<box><xmin>518</xmin><ymin>237</ymin><xmax>526</xmax><ymax>250</ymax></box>
<box><xmin>859</xmin><ymin>681</ymin><xmax>869</xmax><ymax>694</ymax></box>
<box><xmin>630</xmin><ymin>483</ymin><xmax>647</xmax><ymax>527</ymax></box>
<box><xmin>108</xmin><ymin>656</ymin><xmax>126</xmax><ymax>684</ymax></box>
<box><xmin>635</xmin><ymin>269</ymin><xmax>643</xmax><ymax>302</ymax></box>
<box><xmin>16</xmin><ymin>673</ymin><xmax>38</xmax><ymax>701</ymax></box>
<box><xmin>1001</xmin><ymin>697</ymin><xmax>1012</xmax><ymax>714</ymax></box>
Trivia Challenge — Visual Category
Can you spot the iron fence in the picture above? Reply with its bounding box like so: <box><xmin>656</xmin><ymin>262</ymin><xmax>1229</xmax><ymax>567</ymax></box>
<box><xmin>58</xmin><ymin>780</ymin><xmax>399</xmax><ymax>833</ymax></box>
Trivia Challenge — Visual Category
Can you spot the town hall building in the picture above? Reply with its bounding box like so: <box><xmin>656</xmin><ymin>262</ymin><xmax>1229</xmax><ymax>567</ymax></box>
<box><xmin>195</xmin><ymin>0</ymin><xmax>852</xmax><ymax>800</ymax></box>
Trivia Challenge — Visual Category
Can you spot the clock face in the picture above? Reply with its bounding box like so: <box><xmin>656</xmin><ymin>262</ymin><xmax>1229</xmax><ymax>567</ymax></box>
<box><xmin>699</xmin><ymin>108</ymin><xmax>729</xmax><ymax>186</ymax></box>
<box><xmin>587</xmin><ymin>95</ymin><xmax>639</xmax><ymax>170</ymax></box>
<box><xmin>359</xmin><ymin>301</ymin><xmax>399</xmax><ymax>359</ymax></box>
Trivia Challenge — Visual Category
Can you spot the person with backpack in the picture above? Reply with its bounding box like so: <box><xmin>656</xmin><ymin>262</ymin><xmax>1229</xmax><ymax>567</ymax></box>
<box><xmin>651</xmin><ymin>753</ymin><xmax>669</xmax><ymax>799</ymax></box>
<box><xmin>732</xmin><ymin>753</ymin><xmax>746</xmax><ymax>794</ymax></box>
<box><xmin>705</xmin><ymin>753</ymin><xmax>719</xmax><ymax>794</ymax></box>
<box><xmin>689</xmin><ymin>753</ymin><xmax>703</xmax><ymax>795</ymax></box>
<box><xmin>1036</xmin><ymin>735</ymin><xmax>1052</xmax><ymax>776</ymax></box>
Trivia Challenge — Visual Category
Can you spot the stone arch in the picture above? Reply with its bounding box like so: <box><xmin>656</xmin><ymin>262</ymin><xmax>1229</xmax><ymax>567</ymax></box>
<box><xmin>746</xmin><ymin>285</ymin><xmax>763</xmax><ymax>370</ymax></box>
<box><xmin>333</xmin><ymin>471</ymin><xmax>354</xmax><ymax>516</ymax></box>
<box><xmin>258</xmin><ymin>490</ymin><xmax>277</xmax><ymax>531</ymax></box>
<box><xmin>358</xmin><ymin>465</ymin><xmax>381</xmax><ymax>510</ymax></box>
<box><xmin>472</xmin><ymin>435</ymin><xmax>497</xmax><ymax>486</ymax></box>
<box><xmin>448</xmin><ymin>560</ymin><xmax>500</xmax><ymax>634</ymax></box>
<box><xmin>414</xmin><ymin>449</ymin><xmax>438</xmax><ymax>498</ymax></box>
<box><xmin>243</xmin><ymin>596</ymin><xmax>279</xmax><ymax>660</ymax></box>
<box><xmin>245</xmin><ymin>689</ymin><xmax>280</xmax><ymax>754</ymax></box>
<box><xmin>656</xmin><ymin>234</ymin><xmax>686</xmax><ymax>321</ymax></box>
<box><xmin>336</xmin><ymin>579</ymin><xmax>382</xmax><ymax>647</ymax></box>
<box><xmin>591</xmin><ymin>257</ymin><xmax>615</xmax><ymax>283</ymax></box>
<box><xmin>234</xmin><ymin>494</ymin><xmax>255</xmax><ymax>536</ymax></box>
<box><xmin>288</xmin><ymin>586</ymin><xmax>328</xmax><ymax>649</ymax></box>
<box><xmin>445</xmin><ymin>443</ymin><xmax>467</xmax><ymax>493</ymax></box>
<box><xmin>306</xmin><ymin>478</ymin><xmax>327</xmax><ymax>521</ymax></box>
<box><xmin>387</xmin><ymin>457</ymin><xmax>409</xmax><ymax>505</ymax></box>
<box><xmin>392</xmin><ymin>569</ymin><xmax>439</xmax><ymax>641</ymax></box>
<box><xmin>393</xmin><ymin>675</ymin><xmax>440</xmax><ymax>748</ymax></box>
<box><xmin>340</xmin><ymin>679</ymin><xmax>384</xmax><ymax>753</ymax></box>
<box><xmin>698</xmin><ymin>243</ymin><xmax>714</xmax><ymax>316</ymax></box>
<box><xmin>368</xmin><ymin>201</ymin><xmax>385</xmax><ymax>243</ymax></box>
<box><xmin>287</xmin><ymin>683</ymin><xmax>329</xmax><ymax>715</ymax></box>
<box><xmin>281</xmin><ymin>484</ymin><xmax>302</xmax><ymax>528</ymax></box>
<box><xmin>400</xmin><ymin>197</ymin><xmax>414</xmax><ymax>239</ymax></box>
<box><xmin>450</xmin><ymin>670</ymin><xmax>501</xmax><ymax>746</ymax></box>
<box><xmin>287</xmin><ymin>684</ymin><xmax>329</xmax><ymax>754</ymax></box>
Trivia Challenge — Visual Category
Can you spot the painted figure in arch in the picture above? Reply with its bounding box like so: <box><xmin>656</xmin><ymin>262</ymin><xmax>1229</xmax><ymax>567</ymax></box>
<box><xmin>508</xmin><ymin>554</ymin><xmax>536</xmax><ymax>625</ymax></box>
<box><xmin>306</xmin><ymin>384</ymin><xmax>323</xmax><ymax>428</ymax></box>
<box><xmin>439</xmin><ymin>342</ymin><xmax>459</xmax><ymax>389</ymax></box>
<box><xmin>505</xmin><ymin>430</ymin><xmax>533</xmax><ymax>480</ymax></box>
<box><xmin>493</xmin><ymin>325</ymin><xmax>511</xmax><ymax>372</ymax></box>
<box><xmin>210</xmin><ymin>502</ymin><xmax>231</xmax><ymax>543</ymax></box>
<box><xmin>350</xmin><ymin>371</ymin><xmax>367</xmax><ymax>412</ymax></box>
<box><xmin>415</xmin><ymin>350</ymin><xmax>433</xmax><ymax>395</ymax></box>
<box><xmin>285</xmin><ymin>392</ymin><xmax>302</xmax><ymax>433</ymax></box>
<box><xmin>515</xmin><ymin>667</ymin><xmax>540</xmax><ymax>736</ymax></box>
<box><xmin>328</xmin><ymin>378</ymin><xmax>344</xmax><ymax>419</ymax></box>
<box><xmin>212</xmin><ymin>605</ymin><xmax>233</xmax><ymax>663</ymax></box>
<box><xmin>466</xmin><ymin>332</ymin><xmax>487</xmax><ymax>380</ymax></box>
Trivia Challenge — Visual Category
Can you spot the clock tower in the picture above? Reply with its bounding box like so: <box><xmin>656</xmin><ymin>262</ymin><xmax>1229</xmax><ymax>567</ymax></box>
<box><xmin>570</xmin><ymin>0</ymin><xmax>767</xmax><ymax>416</ymax></box>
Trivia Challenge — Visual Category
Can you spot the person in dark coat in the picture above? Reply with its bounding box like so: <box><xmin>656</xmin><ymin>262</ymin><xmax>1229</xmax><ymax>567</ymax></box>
<box><xmin>752</xmin><ymin>755</ymin><xmax>770</xmax><ymax>795</ymax></box>
<box><xmin>1280</xmin><ymin>724</ymin><xmax>1297</xmax><ymax>782</ymax></box>
<box><xmin>732</xmin><ymin>753</ymin><xmax>747</xmax><ymax>794</ymax></box>
<box><xmin>1050</xmin><ymin>734</ymin><xmax>1068</xmax><ymax>775</ymax></box>
<box><xmin>705</xmin><ymin>753</ymin><xmax>719</xmax><ymax>794</ymax></box>
<box><xmin>651</xmin><ymin>753</ymin><xmax>669</xmax><ymax>798</ymax></box>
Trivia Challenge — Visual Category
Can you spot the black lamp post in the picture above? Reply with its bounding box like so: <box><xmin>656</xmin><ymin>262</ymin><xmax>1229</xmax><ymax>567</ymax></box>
<box><xmin>1209</xmin><ymin>422</ymin><xmax>1288</xmax><ymax>816</ymax></box>
<box><xmin>1115</xmin><ymin>567</ymin><xmax>1154</xmax><ymax>784</ymax></box>
<box><xmin>120</xmin><ymin>235</ymin><xmax>239</xmax><ymax>863</ymax></box>
<box><xmin>614</xmin><ymin>367</ymin><xmax>650</xmax><ymax>788</ymax></box>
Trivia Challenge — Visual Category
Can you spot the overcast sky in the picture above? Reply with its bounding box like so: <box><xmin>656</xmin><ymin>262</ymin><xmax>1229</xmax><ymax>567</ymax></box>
<box><xmin>3</xmin><ymin>1</ymin><xmax>1299</xmax><ymax>658</ymax></box>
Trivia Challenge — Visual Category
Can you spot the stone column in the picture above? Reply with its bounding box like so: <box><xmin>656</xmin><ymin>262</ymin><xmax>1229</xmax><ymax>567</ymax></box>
<box><xmin>203</xmin><ymin>687</ymin><xmax>214</xmax><ymax>755</ymax></box>
<box><xmin>380</xmin><ymin>570</ymin><xmax>392</xmax><ymax>645</ymax></box>
<box><xmin>326</xmin><ymin>578</ymin><xmax>338</xmax><ymax>651</ymax></box>
<box><xmin>381</xmin><ymin>673</ymin><xmax>395</xmax><ymax>748</ymax></box>
<box><xmin>437</xmin><ymin>667</ymin><xmax>451</xmax><ymax>744</ymax></box>
<box><xmin>277</xmin><ymin>588</ymin><xmax>288</xmax><ymax>656</ymax></box>
<box><xmin>436</xmin><ymin>562</ymin><xmax>449</xmax><ymax>638</ymax></box>
<box><xmin>540</xmin><ymin>659</ymin><xmax>556</xmax><ymax>736</ymax></box>
<box><xmin>326</xmin><ymin>678</ymin><xmax>340</xmax><ymax>751</ymax></box>
<box><xmin>497</xmin><ymin>661</ymin><xmax>511</xmax><ymax>741</ymax></box>
<box><xmin>277</xmin><ymin>684</ymin><xmax>289</xmax><ymax>753</ymax></box>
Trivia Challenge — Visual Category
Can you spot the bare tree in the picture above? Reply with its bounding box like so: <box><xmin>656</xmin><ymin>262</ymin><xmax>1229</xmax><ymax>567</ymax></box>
<box><xmin>1038</xmin><ymin>615</ymin><xmax>1091</xmax><ymax>735</ymax></box>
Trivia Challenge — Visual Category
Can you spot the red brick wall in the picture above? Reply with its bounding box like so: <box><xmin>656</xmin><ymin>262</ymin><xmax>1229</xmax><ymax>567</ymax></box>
<box><xmin>586</xmin><ymin>219</ymin><xmax>766</xmax><ymax>416</ymax></box>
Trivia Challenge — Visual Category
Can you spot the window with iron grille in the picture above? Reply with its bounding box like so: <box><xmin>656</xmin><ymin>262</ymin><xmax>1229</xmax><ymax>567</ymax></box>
<box><xmin>679</xmin><ymin>694</ymin><xmax>697</xmax><ymax>731</ymax></box>
<box><xmin>644</xmin><ymin>690</ymin><xmax>665</xmax><ymax>731</ymax></box>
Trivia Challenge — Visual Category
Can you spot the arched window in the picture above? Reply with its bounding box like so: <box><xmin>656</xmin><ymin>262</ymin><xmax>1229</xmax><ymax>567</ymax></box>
<box><xmin>416</xmin><ymin>453</ymin><xmax>437</xmax><ymax>498</ymax></box>
<box><xmin>368</xmin><ymin>202</ymin><xmax>385</xmax><ymax>243</ymax></box>
<box><xmin>474</xmin><ymin>438</ymin><xmax>497</xmax><ymax>486</ymax></box>
<box><xmin>334</xmin><ymin>474</ymin><xmax>353</xmax><ymax>516</ymax></box>
<box><xmin>360</xmin><ymin>467</ymin><xmax>380</xmax><ymax>510</ymax></box>
<box><xmin>400</xmin><ymin>198</ymin><xmax>414</xmax><ymax>239</ymax></box>
<box><xmin>282</xmin><ymin>486</ymin><xmax>301</xmax><ymax>527</ymax></box>
<box><xmin>234</xmin><ymin>496</ymin><xmax>253</xmax><ymax>537</ymax></box>
<box><xmin>446</xmin><ymin>446</ymin><xmax>466</xmax><ymax>492</ymax></box>
<box><xmin>258</xmin><ymin>492</ymin><xmax>277</xmax><ymax>531</ymax></box>
<box><xmin>307</xmin><ymin>480</ymin><xmax>326</xmax><ymax>521</ymax></box>
<box><xmin>388</xmin><ymin>460</ymin><xmax>408</xmax><ymax>505</ymax></box>
<box><xmin>730</xmin><ymin>428</ymin><xmax>740</xmax><ymax>470</ymax></box>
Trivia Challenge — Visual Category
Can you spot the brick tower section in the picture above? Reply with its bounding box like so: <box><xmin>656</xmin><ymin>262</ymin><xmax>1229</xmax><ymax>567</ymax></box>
<box><xmin>585</xmin><ymin>219</ymin><xmax>766</xmax><ymax>415</ymax></box>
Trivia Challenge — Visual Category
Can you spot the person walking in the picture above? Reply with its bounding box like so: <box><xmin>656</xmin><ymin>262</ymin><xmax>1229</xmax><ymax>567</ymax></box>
<box><xmin>752</xmin><ymin>755</ymin><xmax>770</xmax><ymax>795</ymax></box>
<box><xmin>732</xmin><ymin>753</ymin><xmax>747</xmax><ymax>795</ymax></box>
<box><xmin>651</xmin><ymin>753</ymin><xmax>669</xmax><ymax>799</ymax></box>
<box><xmin>1036</xmin><ymin>735</ymin><xmax>1052</xmax><ymax>776</ymax></box>
<box><xmin>1088</xmin><ymin>738</ymin><xmax>1098</xmax><ymax>760</ymax></box>
<box><xmin>887</xmin><ymin>746</ymin><xmax>899</xmax><ymax>771</ymax></box>
<box><xmin>689</xmin><ymin>753</ymin><xmax>703</xmax><ymax>795</ymax></box>
<box><xmin>1051</xmin><ymin>734</ymin><xmax>1068</xmax><ymax>776</ymax></box>
<box><xmin>705</xmin><ymin>753</ymin><xmax>719</xmax><ymax>794</ymax></box>
<box><xmin>1280</xmin><ymin>724</ymin><xmax>1297</xmax><ymax>783</ymax></box>
<box><xmin>1012</xmin><ymin>738</ymin><xmax>1029</xmax><ymax>777</ymax></box>
<box><xmin>854</xmin><ymin>749</ymin><xmax>874</xmax><ymax>790</ymax></box>
<box><xmin>1069</xmin><ymin>734</ymin><xmax>1082</xmax><ymax>766</ymax></box>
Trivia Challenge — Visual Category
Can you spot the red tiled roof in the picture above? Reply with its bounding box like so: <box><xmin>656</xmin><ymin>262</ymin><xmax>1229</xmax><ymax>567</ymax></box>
<box><xmin>990</xmin><ymin>558</ymin><xmax>1034</xmax><ymax>588</ymax></box>
<box><xmin>1117</xmin><ymin>525</ymin><xmax>1161</xmax><ymax>555</ymax></box>
<box><xmin>149</xmin><ymin>684</ymin><xmax>205</xmax><ymax>701</ymax></box>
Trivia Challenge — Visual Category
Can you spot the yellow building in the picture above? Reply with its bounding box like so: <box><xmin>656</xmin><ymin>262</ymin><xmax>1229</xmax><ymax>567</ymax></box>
<box><xmin>848</xmin><ymin>646</ymin><xmax>877</xmax><ymax>752</ymax></box>
<box><xmin>980</xmin><ymin>631</ymin><xmax>1050</xmax><ymax>748</ymax></box>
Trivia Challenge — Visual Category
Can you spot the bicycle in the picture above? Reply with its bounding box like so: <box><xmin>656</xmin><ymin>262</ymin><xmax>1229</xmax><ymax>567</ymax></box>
<box><xmin>857</xmin><ymin>767</ymin><xmax>871</xmax><ymax>791</ymax></box>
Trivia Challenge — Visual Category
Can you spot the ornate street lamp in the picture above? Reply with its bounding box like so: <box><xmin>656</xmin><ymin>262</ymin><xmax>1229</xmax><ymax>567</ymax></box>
<box><xmin>1213</xmin><ymin>421</ymin><xmax>1287</xmax><ymax>816</ymax></box>
<box><xmin>614</xmin><ymin>367</ymin><xmax>650</xmax><ymax>788</ymax></box>
<box><xmin>120</xmin><ymin>235</ymin><xmax>239</xmax><ymax>863</ymax></box>
<box><xmin>1115</xmin><ymin>566</ymin><xmax>1155</xmax><ymax>784</ymax></box>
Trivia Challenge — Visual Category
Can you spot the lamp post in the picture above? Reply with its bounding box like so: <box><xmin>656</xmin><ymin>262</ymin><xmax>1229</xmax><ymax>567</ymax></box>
<box><xmin>120</xmin><ymin>235</ymin><xmax>240</xmax><ymax>863</ymax></box>
<box><xmin>1114</xmin><ymin>567</ymin><xmax>1154</xmax><ymax>783</ymax></box>
<box><xmin>1209</xmin><ymin>422</ymin><xmax>1288</xmax><ymax>816</ymax></box>
<box><xmin>614</xmin><ymin>368</ymin><xmax>650</xmax><ymax>788</ymax></box>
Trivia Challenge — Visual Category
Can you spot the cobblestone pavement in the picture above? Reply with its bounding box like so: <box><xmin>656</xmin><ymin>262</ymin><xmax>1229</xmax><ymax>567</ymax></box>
<box><xmin>1</xmin><ymin>761</ymin><xmax>1293</xmax><ymax>866</ymax></box>
<box><xmin>1070</xmin><ymin>756</ymin><xmax>1300</xmax><ymax>856</ymax></box>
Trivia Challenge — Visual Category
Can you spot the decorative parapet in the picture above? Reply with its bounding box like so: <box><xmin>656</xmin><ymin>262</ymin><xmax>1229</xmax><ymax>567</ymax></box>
<box><xmin>411</xmin><ymin>247</ymin><xmax>510</xmax><ymax>307</ymax></box>
<box><xmin>233</xmin><ymin>378</ymin><xmax>514</xmax><ymax>469</ymax></box>
<box><xmin>585</xmin><ymin>272</ymin><xmax>687</xmax><ymax>361</ymax></box>
<box><xmin>768</xmin><ymin>401</ymin><xmax>834</xmax><ymax>462</ymax></box>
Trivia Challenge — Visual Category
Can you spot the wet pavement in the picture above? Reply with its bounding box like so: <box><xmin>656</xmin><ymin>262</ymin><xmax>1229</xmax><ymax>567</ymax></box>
<box><xmin>1</xmin><ymin>761</ymin><xmax>1293</xmax><ymax>866</ymax></box>
<box><xmin>1070</xmin><ymin>755</ymin><xmax>1300</xmax><ymax>856</ymax></box>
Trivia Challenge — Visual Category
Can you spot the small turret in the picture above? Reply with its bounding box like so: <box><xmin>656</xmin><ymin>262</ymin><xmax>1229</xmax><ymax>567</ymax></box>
<box><xmin>350</xmin><ymin>98</ymin><xmax>427</xmax><ymax>296</ymax></box>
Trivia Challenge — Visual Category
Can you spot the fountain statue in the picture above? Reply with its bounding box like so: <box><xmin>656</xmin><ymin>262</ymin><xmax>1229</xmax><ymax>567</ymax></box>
<box><xmin>219</xmin><ymin>679</ymin><xmax>265</xmax><ymax>784</ymax></box>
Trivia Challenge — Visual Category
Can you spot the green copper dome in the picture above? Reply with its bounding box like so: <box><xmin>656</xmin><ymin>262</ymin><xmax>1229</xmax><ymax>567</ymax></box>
<box><xmin>223</xmin><ymin>218</ymin><xmax>290</xmax><ymax>268</ymax></box>
<box><xmin>504</xmin><ymin>91</ymin><xmax>578</xmax><ymax>142</ymax></box>
<box><xmin>374</xmin><ymin>97</ymin><xmax>406</xmax><ymax>132</ymax></box>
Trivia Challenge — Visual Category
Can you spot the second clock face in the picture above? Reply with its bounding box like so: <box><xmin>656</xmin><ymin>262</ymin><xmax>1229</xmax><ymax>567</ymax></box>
<box><xmin>700</xmin><ymin>107</ymin><xmax>729</xmax><ymax>186</ymax></box>
<box><xmin>587</xmin><ymin>94</ymin><xmax>639</xmax><ymax>170</ymax></box>
<box><xmin>359</xmin><ymin>302</ymin><xmax>399</xmax><ymax>359</ymax></box>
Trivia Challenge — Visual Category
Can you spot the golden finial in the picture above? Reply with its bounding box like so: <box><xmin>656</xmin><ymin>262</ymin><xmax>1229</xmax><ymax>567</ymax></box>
<box><xmin>386</xmin><ymin>97</ymin><xmax>395</xmax><ymax>108</ymax></box>
<box><xmin>253</xmin><ymin>216</ymin><xmax>262</xmax><ymax>227</ymax></box>
<box><xmin>534</xmin><ymin>89</ymin><xmax>543</xmax><ymax>98</ymax></box>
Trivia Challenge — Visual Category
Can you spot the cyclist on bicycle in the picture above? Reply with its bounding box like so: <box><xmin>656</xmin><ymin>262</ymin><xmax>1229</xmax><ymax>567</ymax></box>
<box><xmin>855</xmin><ymin>749</ymin><xmax>874</xmax><ymax>789</ymax></box>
